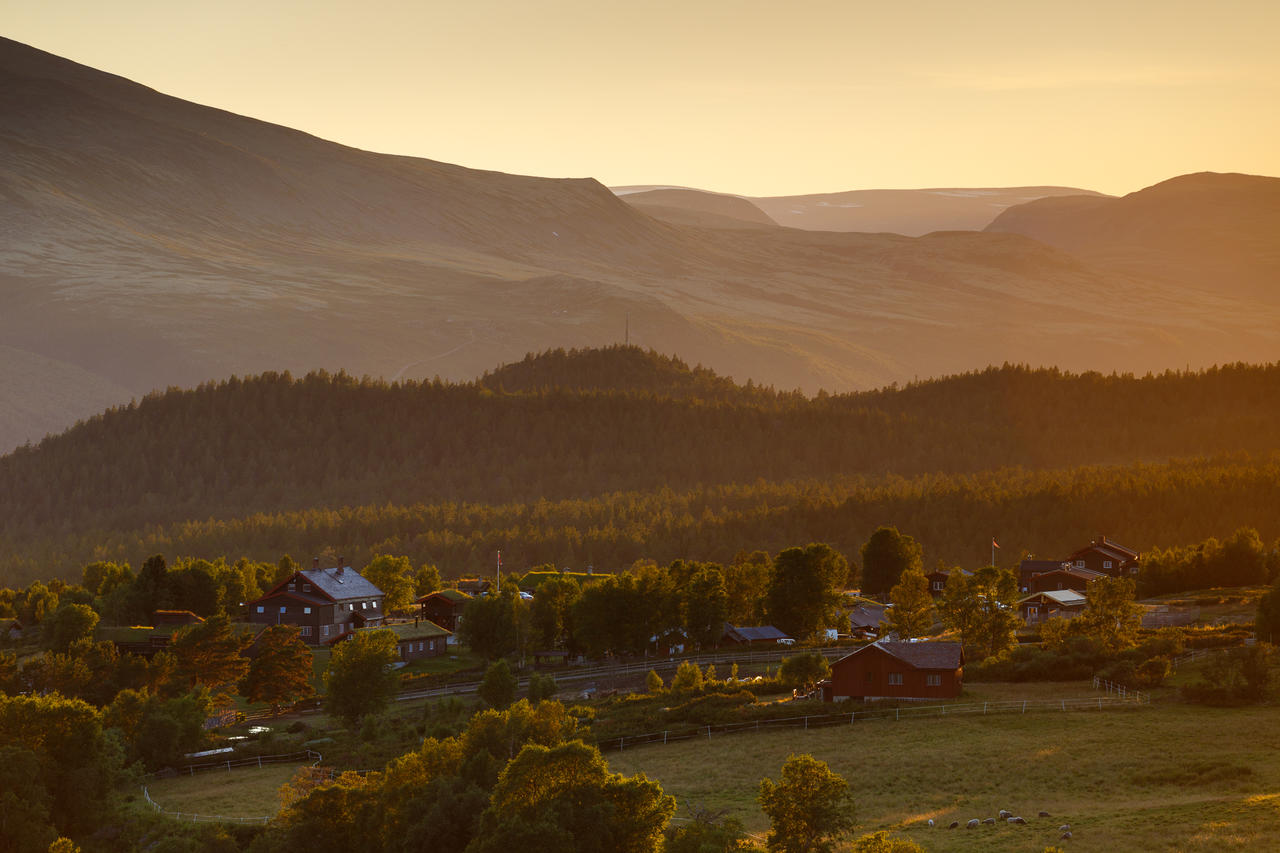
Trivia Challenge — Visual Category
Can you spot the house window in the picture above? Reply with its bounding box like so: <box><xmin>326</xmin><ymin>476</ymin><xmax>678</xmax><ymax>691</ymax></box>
<box><xmin>1103</xmin><ymin>560</ymin><xmax>1113</xmax><ymax>569</ymax></box>
<box><xmin>926</xmin><ymin>674</ymin><xmax>942</xmax><ymax>687</ymax></box>
<box><xmin>932</xmin><ymin>581</ymin><xmax>943</xmax><ymax>591</ymax></box>
<box><xmin>361</xmin><ymin>602</ymin><xmax>367</xmax><ymax>609</ymax></box>
<box><xmin>418</xmin><ymin>641</ymin><xmax>424</xmax><ymax>651</ymax></box>
<box><xmin>288</xmin><ymin>582</ymin><xmax>296</xmax><ymax>592</ymax></box>
<box><xmin>300</xmin><ymin>626</ymin><xmax>312</xmax><ymax>637</ymax></box>
<box><xmin>303</xmin><ymin>584</ymin><xmax>312</xmax><ymax>592</ymax></box>
<box><xmin>304</xmin><ymin>607</ymin><xmax>312</xmax><ymax>614</ymax></box>
<box><xmin>888</xmin><ymin>673</ymin><xmax>904</xmax><ymax>686</ymax></box>
<box><xmin>321</xmin><ymin>625</ymin><xmax>330</xmax><ymax>636</ymax></box>
<box><xmin>279</xmin><ymin>606</ymin><xmax>286</xmax><ymax>614</ymax></box>
<box><xmin>256</xmin><ymin>606</ymin><xmax>265</xmax><ymax>614</ymax></box>
<box><xmin>372</xmin><ymin>601</ymin><xmax>378</xmax><ymax>609</ymax></box>
<box><xmin>1075</xmin><ymin>560</ymin><xmax>1085</xmax><ymax>568</ymax></box>
<box><xmin>348</xmin><ymin>603</ymin><xmax>354</xmax><ymax>611</ymax></box>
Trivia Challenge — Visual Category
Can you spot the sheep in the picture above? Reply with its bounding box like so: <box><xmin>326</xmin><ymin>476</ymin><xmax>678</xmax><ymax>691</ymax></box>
<box><xmin>948</xmin><ymin>821</ymin><xmax>959</xmax><ymax>829</ymax></box>
<box><xmin>998</xmin><ymin>809</ymin><xmax>1012</xmax><ymax>819</ymax></box>
<box><xmin>1039</xmin><ymin>811</ymin><xmax>1051</xmax><ymax>817</ymax></box>
<box><xmin>967</xmin><ymin>819</ymin><xmax>979</xmax><ymax>829</ymax></box>
<box><xmin>1059</xmin><ymin>824</ymin><xmax>1072</xmax><ymax>833</ymax></box>
<box><xmin>981</xmin><ymin>817</ymin><xmax>996</xmax><ymax>826</ymax></box>
<box><xmin>926</xmin><ymin>819</ymin><xmax>934</xmax><ymax>828</ymax></box>
<box><xmin>1061</xmin><ymin>831</ymin><xmax>1073</xmax><ymax>840</ymax></box>
<box><xmin>1012</xmin><ymin>816</ymin><xmax>1027</xmax><ymax>825</ymax></box>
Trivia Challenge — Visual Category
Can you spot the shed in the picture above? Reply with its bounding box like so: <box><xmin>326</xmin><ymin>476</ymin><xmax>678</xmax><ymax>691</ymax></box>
<box><xmin>354</xmin><ymin>620</ymin><xmax>450</xmax><ymax>662</ymax></box>
<box><xmin>417</xmin><ymin>588</ymin><xmax>471</xmax><ymax>632</ymax></box>
<box><xmin>826</xmin><ymin>640</ymin><xmax>963</xmax><ymax>701</ymax></box>
<box><xmin>1018</xmin><ymin>589</ymin><xmax>1087</xmax><ymax>625</ymax></box>
<box><xmin>721</xmin><ymin>624</ymin><xmax>793</xmax><ymax>646</ymax></box>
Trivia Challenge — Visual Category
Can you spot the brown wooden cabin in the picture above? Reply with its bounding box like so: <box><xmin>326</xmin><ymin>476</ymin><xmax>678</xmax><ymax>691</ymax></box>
<box><xmin>1018</xmin><ymin>589</ymin><xmax>1087</xmax><ymax>625</ymax></box>
<box><xmin>1027</xmin><ymin>567</ymin><xmax>1105</xmax><ymax>594</ymax></box>
<box><xmin>1065</xmin><ymin>535</ymin><xmax>1140</xmax><ymax>578</ymax></box>
<box><xmin>825</xmin><ymin>641</ymin><xmax>963</xmax><ymax>701</ymax></box>
<box><xmin>354</xmin><ymin>620</ymin><xmax>450</xmax><ymax>662</ymax></box>
<box><xmin>417</xmin><ymin>589</ymin><xmax>472</xmax><ymax>632</ymax></box>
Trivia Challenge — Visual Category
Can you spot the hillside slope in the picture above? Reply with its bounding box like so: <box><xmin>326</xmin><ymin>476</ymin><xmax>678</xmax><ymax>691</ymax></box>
<box><xmin>3</xmin><ymin>38</ymin><xmax>1280</xmax><ymax>452</ymax></box>
<box><xmin>986</xmin><ymin>172</ymin><xmax>1280</xmax><ymax>301</ymax></box>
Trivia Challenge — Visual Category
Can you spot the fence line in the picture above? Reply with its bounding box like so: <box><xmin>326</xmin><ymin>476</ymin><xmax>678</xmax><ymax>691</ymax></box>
<box><xmin>595</xmin><ymin>695</ymin><xmax>1142</xmax><ymax>753</ymax></box>
<box><xmin>142</xmin><ymin>748</ymin><xmax>324</xmax><ymax>825</ymax></box>
<box><xmin>1091</xmin><ymin>676</ymin><xmax>1150</xmax><ymax>704</ymax></box>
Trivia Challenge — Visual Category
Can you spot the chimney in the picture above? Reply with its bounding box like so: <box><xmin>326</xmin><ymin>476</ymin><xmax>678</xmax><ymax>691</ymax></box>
<box><xmin>313</xmin><ymin>556</ymin><xmax>319</xmax><ymax>569</ymax></box>
<box><xmin>337</xmin><ymin>556</ymin><xmax>344</xmax><ymax>576</ymax></box>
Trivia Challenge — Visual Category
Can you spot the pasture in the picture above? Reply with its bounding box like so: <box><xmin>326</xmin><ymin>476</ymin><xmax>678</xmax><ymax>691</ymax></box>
<box><xmin>607</xmin><ymin>684</ymin><xmax>1280</xmax><ymax>852</ymax></box>
<box><xmin>143</xmin><ymin>763</ymin><xmax>307</xmax><ymax>822</ymax></box>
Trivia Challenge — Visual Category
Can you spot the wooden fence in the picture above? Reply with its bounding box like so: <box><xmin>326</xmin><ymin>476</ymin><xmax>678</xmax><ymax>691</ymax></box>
<box><xmin>142</xmin><ymin>748</ymin><xmax>324</xmax><ymax>824</ymax></box>
<box><xmin>595</xmin><ymin>693</ymin><xmax>1145</xmax><ymax>753</ymax></box>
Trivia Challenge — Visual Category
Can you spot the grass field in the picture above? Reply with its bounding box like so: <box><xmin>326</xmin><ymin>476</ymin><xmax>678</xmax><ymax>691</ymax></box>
<box><xmin>143</xmin><ymin>763</ymin><xmax>307</xmax><ymax>820</ymax></box>
<box><xmin>607</xmin><ymin>682</ymin><xmax>1280</xmax><ymax>852</ymax></box>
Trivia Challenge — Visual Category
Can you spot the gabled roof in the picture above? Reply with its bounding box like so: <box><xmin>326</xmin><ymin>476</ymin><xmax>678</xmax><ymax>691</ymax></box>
<box><xmin>417</xmin><ymin>588</ymin><xmax>472</xmax><ymax>605</ymax></box>
<box><xmin>1019</xmin><ymin>559</ymin><xmax>1069</xmax><ymax>573</ymax></box>
<box><xmin>836</xmin><ymin>640</ymin><xmax>963</xmax><ymax>670</ymax></box>
<box><xmin>1035</xmin><ymin>567</ymin><xmax>1107</xmax><ymax>583</ymax></box>
<box><xmin>1068</xmin><ymin>536</ymin><xmax>1139</xmax><ymax>563</ymax></box>
<box><xmin>848</xmin><ymin>604</ymin><xmax>887</xmax><ymax>629</ymax></box>
<box><xmin>300</xmin><ymin>567</ymin><xmax>383</xmax><ymax>602</ymax></box>
<box><xmin>724</xmin><ymin>625</ymin><xmax>792</xmax><ymax>642</ymax></box>
<box><xmin>1019</xmin><ymin>589</ymin><xmax>1087</xmax><ymax>608</ymax></box>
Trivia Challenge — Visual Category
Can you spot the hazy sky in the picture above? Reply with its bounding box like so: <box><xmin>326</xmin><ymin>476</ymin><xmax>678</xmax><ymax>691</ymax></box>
<box><xmin>8</xmin><ymin>0</ymin><xmax>1279</xmax><ymax>196</ymax></box>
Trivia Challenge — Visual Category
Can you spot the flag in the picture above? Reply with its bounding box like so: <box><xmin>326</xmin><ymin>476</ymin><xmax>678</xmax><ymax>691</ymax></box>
<box><xmin>992</xmin><ymin>537</ymin><xmax>1000</xmax><ymax>549</ymax></box>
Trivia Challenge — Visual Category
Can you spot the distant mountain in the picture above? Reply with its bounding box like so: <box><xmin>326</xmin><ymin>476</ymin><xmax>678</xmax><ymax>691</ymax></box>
<box><xmin>986</xmin><ymin>172</ymin><xmax>1280</xmax><ymax>301</ymax></box>
<box><xmin>750</xmin><ymin>187</ymin><xmax>1108</xmax><ymax>236</ymax></box>
<box><xmin>614</xmin><ymin>188</ymin><xmax>778</xmax><ymax>229</ymax></box>
<box><xmin>3</xmin><ymin>37</ymin><xmax>1280</xmax><ymax>453</ymax></box>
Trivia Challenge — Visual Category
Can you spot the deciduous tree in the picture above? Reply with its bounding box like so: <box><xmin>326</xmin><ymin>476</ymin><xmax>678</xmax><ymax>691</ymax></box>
<box><xmin>240</xmin><ymin>624</ymin><xmax>315</xmax><ymax>715</ymax></box>
<box><xmin>758</xmin><ymin>753</ymin><xmax>855</xmax><ymax>853</ymax></box>
<box><xmin>885</xmin><ymin>568</ymin><xmax>934</xmax><ymax>640</ymax></box>
<box><xmin>766</xmin><ymin>544</ymin><xmax>847</xmax><ymax>641</ymax></box>
<box><xmin>860</xmin><ymin>527</ymin><xmax>922</xmax><ymax>596</ymax></box>
<box><xmin>325</xmin><ymin>630</ymin><xmax>400</xmax><ymax>726</ymax></box>
<box><xmin>362</xmin><ymin>554</ymin><xmax>416</xmax><ymax>614</ymax></box>
<box><xmin>169</xmin><ymin>613</ymin><xmax>250</xmax><ymax>697</ymax></box>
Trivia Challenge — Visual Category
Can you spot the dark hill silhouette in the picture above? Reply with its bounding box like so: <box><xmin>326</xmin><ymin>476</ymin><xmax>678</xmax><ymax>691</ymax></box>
<box><xmin>2</xmin><ymin>352</ymin><xmax>1280</xmax><ymax>584</ymax></box>
<box><xmin>479</xmin><ymin>346</ymin><xmax>747</xmax><ymax>397</ymax></box>
<box><xmin>986</xmin><ymin>172</ymin><xmax>1280</xmax><ymax>302</ymax></box>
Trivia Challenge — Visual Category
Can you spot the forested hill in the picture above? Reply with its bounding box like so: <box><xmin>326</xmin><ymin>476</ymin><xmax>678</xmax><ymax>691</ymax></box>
<box><xmin>2</xmin><ymin>354</ymin><xmax>1280</xmax><ymax>577</ymax></box>
<box><xmin>478</xmin><ymin>346</ymin><xmax>751</xmax><ymax>398</ymax></box>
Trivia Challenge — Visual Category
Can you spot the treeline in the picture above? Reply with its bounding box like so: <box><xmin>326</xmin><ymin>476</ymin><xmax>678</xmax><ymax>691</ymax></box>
<box><xmin>3</xmin><ymin>354</ymin><xmax>1280</xmax><ymax>579</ymax></box>
<box><xmin>7</xmin><ymin>454</ymin><xmax>1280</xmax><ymax>585</ymax></box>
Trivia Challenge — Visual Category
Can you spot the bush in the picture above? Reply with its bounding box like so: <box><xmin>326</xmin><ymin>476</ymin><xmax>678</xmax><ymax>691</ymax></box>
<box><xmin>671</xmin><ymin>660</ymin><xmax>704</xmax><ymax>692</ymax></box>
<box><xmin>478</xmin><ymin>659</ymin><xmax>517</xmax><ymax>710</ymax></box>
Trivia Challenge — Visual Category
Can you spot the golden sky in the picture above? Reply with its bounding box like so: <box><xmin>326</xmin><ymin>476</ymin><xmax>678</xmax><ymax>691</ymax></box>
<box><xmin>8</xmin><ymin>0</ymin><xmax>1279</xmax><ymax>196</ymax></box>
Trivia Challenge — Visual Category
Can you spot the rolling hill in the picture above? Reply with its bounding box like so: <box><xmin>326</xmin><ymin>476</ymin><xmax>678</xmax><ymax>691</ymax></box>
<box><xmin>3</xmin><ymin>37</ymin><xmax>1280</xmax><ymax>453</ymax></box>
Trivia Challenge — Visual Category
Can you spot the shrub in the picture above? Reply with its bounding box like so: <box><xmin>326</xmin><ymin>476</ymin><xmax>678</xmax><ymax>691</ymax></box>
<box><xmin>671</xmin><ymin>660</ymin><xmax>704</xmax><ymax>692</ymax></box>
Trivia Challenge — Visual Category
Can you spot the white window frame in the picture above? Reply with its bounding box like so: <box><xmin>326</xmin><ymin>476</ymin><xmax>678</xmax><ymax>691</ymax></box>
<box><xmin>279</xmin><ymin>606</ymin><xmax>286</xmax><ymax>614</ymax></box>
<box><xmin>304</xmin><ymin>607</ymin><xmax>312</xmax><ymax>614</ymax></box>
<box><xmin>888</xmin><ymin>672</ymin><xmax>903</xmax><ymax>686</ymax></box>
<box><xmin>1075</xmin><ymin>560</ymin><xmax>1086</xmax><ymax>568</ymax></box>
<box><xmin>926</xmin><ymin>674</ymin><xmax>942</xmax><ymax>687</ymax></box>
<box><xmin>1103</xmin><ymin>560</ymin><xmax>1113</xmax><ymax>569</ymax></box>
<box><xmin>256</xmin><ymin>606</ymin><xmax>264</xmax><ymax>614</ymax></box>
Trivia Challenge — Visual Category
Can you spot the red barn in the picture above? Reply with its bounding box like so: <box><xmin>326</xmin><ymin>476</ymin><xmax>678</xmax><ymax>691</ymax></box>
<box><xmin>826</xmin><ymin>641</ymin><xmax>963</xmax><ymax>701</ymax></box>
<box><xmin>1065</xmin><ymin>535</ymin><xmax>1140</xmax><ymax>578</ymax></box>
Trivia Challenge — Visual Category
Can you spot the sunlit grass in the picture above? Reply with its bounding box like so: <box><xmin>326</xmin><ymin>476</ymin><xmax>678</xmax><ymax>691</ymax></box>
<box><xmin>608</xmin><ymin>685</ymin><xmax>1280</xmax><ymax>852</ymax></box>
<box><xmin>142</xmin><ymin>763</ymin><xmax>307</xmax><ymax>820</ymax></box>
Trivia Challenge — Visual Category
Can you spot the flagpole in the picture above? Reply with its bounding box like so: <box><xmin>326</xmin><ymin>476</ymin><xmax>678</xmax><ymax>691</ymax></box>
<box><xmin>497</xmin><ymin>550</ymin><xmax>502</xmax><ymax>594</ymax></box>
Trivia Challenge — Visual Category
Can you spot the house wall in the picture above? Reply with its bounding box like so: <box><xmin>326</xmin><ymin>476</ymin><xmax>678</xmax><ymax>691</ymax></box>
<box><xmin>829</xmin><ymin>647</ymin><xmax>961</xmax><ymax>700</ymax></box>
<box><xmin>1069</xmin><ymin>547</ymin><xmax>1136</xmax><ymax>578</ymax></box>
<box><xmin>398</xmin><ymin>636</ymin><xmax>446</xmax><ymax>661</ymax></box>
<box><xmin>421</xmin><ymin>599</ymin><xmax>461</xmax><ymax>631</ymax></box>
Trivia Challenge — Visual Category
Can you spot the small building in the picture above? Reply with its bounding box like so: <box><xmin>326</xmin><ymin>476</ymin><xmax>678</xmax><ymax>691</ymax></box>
<box><xmin>245</xmin><ymin>559</ymin><xmax>386</xmax><ymax>645</ymax></box>
<box><xmin>848</xmin><ymin>604</ymin><xmax>887</xmax><ymax>638</ymax></box>
<box><xmin>1065</xmin><ymin>535</ymin><xmax>1140</xmax><ymax>578</ymax></box>
<box><xmin>1027</xmin><ymin>566</ymin><xmax>1105</xmax><ymax>594</ymax></box>
<box><xmin>455</xmin><ymin>579</ymin><xmax>492</xmax><ymax>596</ymax></box>
<box><xmin>925</xmin><ymin>568</ymin><xmax>971</xmax><ymax>597</ymax></box>
<box><xmin>417</xmin><ymin>589</ymin><xmax>472</xmax><ymax>632</ymax></box>
<box><xmin>721</xmin><ymin>624</ymin><xmax>793</xmax><ymax>646</ymax></box>
<box><xmin>357</xmin><ymin>620</ymin><xmax>450</xmax><ymax>662</ymax></box>
<box><xmin>5</xmin><ymin>619</ymin><xmax>23</xmax><ymax>641</ymax></box>
<box><xmin>1018</xmin><ymin>589</ymin><xmax>1087</xmax><ymax>625</ymax></box>
<box><xmin>825</xmin><ymin>641</ymin><xmax>963</xmax><ymax>701</ymax></box>
<box><xmin>1018</xmin><ymin>559</ymin><xmax>1069</xmax><ymax>592</ymax></box>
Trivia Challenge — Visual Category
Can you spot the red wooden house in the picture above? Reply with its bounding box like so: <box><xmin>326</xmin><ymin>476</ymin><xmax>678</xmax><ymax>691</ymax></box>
<box><xmin>825</xmin><ymin>641</ymin><xmax>963</xmax><ymax>701</ymax></box>
<box><xmin>1027</xmin><ymin>566</ymin><xmax>1105</xmax><ymax>594</ymax></box>
<box><xmin>1065</xmin><ymin>535</ymin><xmax>1140</xmax><ymax>578</ymax></box>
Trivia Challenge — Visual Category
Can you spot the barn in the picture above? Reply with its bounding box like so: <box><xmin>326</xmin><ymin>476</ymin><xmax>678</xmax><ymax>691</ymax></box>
<box><xmin>825</xmin><ymin>640</ymin><xmax>963</xmax><ymax>701</ymax></box>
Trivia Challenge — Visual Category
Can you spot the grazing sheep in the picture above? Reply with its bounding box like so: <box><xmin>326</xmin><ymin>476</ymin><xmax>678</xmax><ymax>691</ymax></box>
<box><xmin>927</xmin><ymin>819</ymin><xmax>934</xmax><ymax>828</ymax></box>
<box><xmin>981</xmin><ymin>817</ymin><xmax>996</xmax><ymax>826</ymax></box>
<box><xmin>1061</xmin><ymin>831</ymin><xmax>1073</xmax><ymax>840</ymax></box>
<box><xmin>967</xmin><ymin>819</ymin><xmax>979</xmax><ymax>829</ymax></box>
<box><xmin>1012</xmin><ymin>816</ymin><xmax>1027</xmax><ymax>825</ymax></box>
<box><xmin>1059</xmin><ymin>824</ymin><xmax>1072</xmax><ymax>833</ymax></box>
<box><xmin>948</xmin><ymin>821</ymin><xmax>959</xmax><ymax>829</ymax></box>
<box><xmin>1039</xmin><ymin>811</ymin><xmax>1051</xmax><ymax>817</ymax></box>
<box><xmin>998</xmin><ymin>809</ymin><xmax>1011</xmax><ymax>819</ymax></box>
